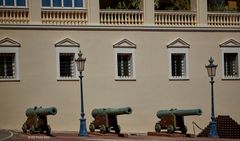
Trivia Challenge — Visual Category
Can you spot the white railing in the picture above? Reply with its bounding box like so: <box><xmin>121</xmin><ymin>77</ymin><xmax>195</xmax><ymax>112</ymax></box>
<box><xmin>0</xmin><ymin>8</ymin><xmax>29</xmax><ymax>24</ymax></box>
<box><xmin>100</xmin><ymin>10</ymin><xmax>144</xmax><ymax>25</ymax></box>
<box><xmin>208</xmin><ymin>12</ymin><xmax>240</xmax><ymax>27</ymax></box>
<box><xmin>41</xmin><ymin>9</ymin><xmax>87</xmax><ymax>25</ymax></box>
<box><xmin>155</xmin><ymin>11</ymin><xmax>197</xmax><ymax>26</ymax></box>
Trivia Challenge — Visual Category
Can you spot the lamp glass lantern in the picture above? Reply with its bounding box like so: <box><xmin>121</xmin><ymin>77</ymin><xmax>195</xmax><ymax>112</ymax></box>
<box><xmin>76</xmin><ymin>51</ymin><xmax>86</xmax><ymax>72</ymax></box>
<box><xmin>205</xmin><ymin>57</ymin><xmax>218</xmax><ymax>77</ymax></box>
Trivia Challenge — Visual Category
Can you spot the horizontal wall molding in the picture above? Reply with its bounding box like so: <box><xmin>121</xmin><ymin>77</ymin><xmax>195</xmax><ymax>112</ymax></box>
<box><xmin>0</xmin><ymin>25</ymin><xmax>240</xmax><ymax>32</ymax></box>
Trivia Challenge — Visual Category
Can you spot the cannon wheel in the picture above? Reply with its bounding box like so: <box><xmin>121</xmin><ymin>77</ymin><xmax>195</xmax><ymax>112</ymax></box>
<box><xmin>99</xmin><ymin>125</ymin><xmax>107</xmax><ymax>134</ymax></box>
<box><xmin>22</xmin><ymin>123</ymin><xmax>27</xmax><ymax>133</ymax></box>
<box><xmin>89</xmin><ymin>123</ymin><xmax>95</xmax><ymax>132</ymax></box>
<box><xmin>167</xmin><ymin>125</ymin><xmax>174</xmax><ymax>134</ymax></box>
<box><xmin>114</xmin><ymin>125</ymin><xmax>121</xmax><ymax>134</ymax></box>
<box><xmin>29</xmin><ymin>125</ymin><xmax>36</xmax><ymax>134</ymax></box>
<box><xmin>155</xmin><ymin>123</ymin><xmax>161</xmax><ymax>132</ymax></box>
<box><xmin>181</xmin><ymin>125</ymin><xmax>187</xmax><ymax>134</ymax></box>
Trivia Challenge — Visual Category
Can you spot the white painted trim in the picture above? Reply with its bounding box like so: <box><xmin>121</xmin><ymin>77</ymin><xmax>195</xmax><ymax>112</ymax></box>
<box><xmin>168</xmin><ymin>48</ymin><xmax>189</xmax><ymax>80</ymax></box>
<box><xmin>114</xmin><ymin>48</ymin><xmax>136</xmax><ymax>81</ymax></box>
<box><xmin>221</xmin><ymin>47</ymin><xmax>240</xmax><ymax>80</ymax></box>
<box><xmin>0</xmin><ymin>47</ymin><xmax>20</xmax><ymax>81</ymax></box>
<box><xmin>56</xmin><ymin>47</ymin><xmax>79</xmax><ymax>81</ymax></box>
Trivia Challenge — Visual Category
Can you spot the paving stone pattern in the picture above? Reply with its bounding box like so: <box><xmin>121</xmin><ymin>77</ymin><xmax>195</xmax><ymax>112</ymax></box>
<box><xmin>198</xmin><ymin>115</ymin><xmax>240</xmax><ymax>139</ymax></box>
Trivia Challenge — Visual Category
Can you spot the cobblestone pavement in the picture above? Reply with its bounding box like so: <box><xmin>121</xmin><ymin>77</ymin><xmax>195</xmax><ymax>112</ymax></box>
<box><xmin>2</xmin><ymin>131</ymin><xmax>240</xmax><ymax>141</ymax></box>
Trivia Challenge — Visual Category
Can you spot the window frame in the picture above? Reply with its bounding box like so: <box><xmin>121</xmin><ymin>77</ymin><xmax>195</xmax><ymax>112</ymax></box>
<box><xmin>56</xmin><ymin>47</ymin><xmax>79</xmax><ymax>81</ymax></box>
<box><xmin>221</xmin><ymin>48</ymin><xmax>240</xmax><ymax>80</ymax></box>
<box><xmin>117</xmin><ymin>53</ymin><xmax>133</xmax><ymax>78</ymax></box>
<box><xmin>114</xmin><ymin>48</ymin><xmax>136</xmax><ymax>81</ymax></box>
<box><xmin>0</xmin><ymin>0</ymin><xmax>27</xmax><ymax>8</ymax></box>
<box><xmin>168</xmin><ymin>48</ymin><xmax>189</xmax><ymax>80</ymax></box>
<box><xmin>55</xmin><ymin>38</ymin><xmax>80</xmax><ymax>81</ymax></box>
<box><xmin>59</xmin><ymin>53</ymin><xmax>76</xmax><ymax>78</ymax></box>
<box><xmin>41</xmin><ymin>0</ymin><xmax>84</xmax><ymax>9</ymax></box>
<box><xmin>0</xmin><ymin>47</ymin><xmax>20</xmax><ymax>81</ymax></box>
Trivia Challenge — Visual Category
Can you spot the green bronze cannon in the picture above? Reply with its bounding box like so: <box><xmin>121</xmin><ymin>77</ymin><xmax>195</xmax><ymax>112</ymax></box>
<box><xmin>22</xmin><ymin>106</ymin><xmax>57</xmax><ymax>135</ymax></box>
<box><xmin>155</xmin><ymin>108</ymin><xmax>202</xmax><ymax>134</ymax></box>
<box><xmin>89</xmin><ymin>107</ymin><xmax>132</xmax><ymax>134</ymax></box>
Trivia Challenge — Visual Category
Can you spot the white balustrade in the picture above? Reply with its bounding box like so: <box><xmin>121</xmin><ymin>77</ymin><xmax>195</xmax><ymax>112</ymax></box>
<box><xmin>208</xmin><ymin>12</ymin><xmax>240</xmax><ymax>27</ymax></box>
<box><xmin>1</xmin><ymin>7</ymin><xmax>240</xmax><ymax>27</ymax></box>
<box><xmin>41</xmin><ymin>9</ymin><xmax>87</xmax><ymax>25</ymax></box>
<box><xmin>155</xmin><ymin>11</ymin><xmax>197</xmax><ymax>26</ymax></box>
<box><xmin>100</xmin><ymin>10</ymin><xmax>143</xmax><ymax>25</ymax></box>
<box><xmin>0</xmin><ymin>8</ymin><xmax>29</xmax><ymax>24</ymax></box>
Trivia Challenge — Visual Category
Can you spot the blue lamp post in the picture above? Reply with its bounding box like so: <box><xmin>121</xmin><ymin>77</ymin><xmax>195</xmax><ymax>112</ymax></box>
<box><xmin>75</xmin><ymin>51</ymin><xmax>88</xmax><ymax>136</ymax></box>
<box><xmin>205</xmin><ymin>57</ymin><xmax>218</xmax><ymax>138</ymax></box>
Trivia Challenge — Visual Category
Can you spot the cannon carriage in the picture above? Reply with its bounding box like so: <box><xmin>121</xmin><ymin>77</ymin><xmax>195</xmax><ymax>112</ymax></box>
<box><xmin>89</xmin><ymin>107</ymin><xmax>132</xmax><ymax>134</ymax></box>
<box><xmin>155</xmin><ymin>108</ymin><xmax>202</xmax><ymax>134</ymax></box>
<box><xmin>22</xmin><ymin>106</ymin><xmax>57</xmax><ymax>135</ymax></box>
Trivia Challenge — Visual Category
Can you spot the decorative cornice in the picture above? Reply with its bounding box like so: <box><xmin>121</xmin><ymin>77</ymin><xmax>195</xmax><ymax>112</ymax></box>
<box><xmin>55</xmin><ymin>38</ymin><xmax>80</xmax><ymax>47</ymax></box>
<box><xmin>113</xmin><ymin>39</ymin><xmax>136</xmax><ymax>48</ymax></box>
<box><xmin>220</xmin><ymin>39</ymin><xmax>240</xmax><ymax>48</ymax></box>
<box><xmin>0</xmin><ymin>25</ymin><xmax>239</xmax><ymax>32</ymax></box>
<box><xmin>0</xmin><ymin>37</ymin><xmax>20</xmax><ymax>47</ymax></box>
<box><xmin>167</xmin><ymin>38</ymin><xmax>190</xmax><ymax>48</ymax></box>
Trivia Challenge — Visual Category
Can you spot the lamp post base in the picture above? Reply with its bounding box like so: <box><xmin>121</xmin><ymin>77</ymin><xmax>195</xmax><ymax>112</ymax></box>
<box><xmin>209</xmin><ymin>120</ymin><xmax>218</xmax><ymax>138</ymax></box>
<box><xmin>79</xmin><ymin>118</ymin><xmax>88</xmax><ymax>136</ymax></box>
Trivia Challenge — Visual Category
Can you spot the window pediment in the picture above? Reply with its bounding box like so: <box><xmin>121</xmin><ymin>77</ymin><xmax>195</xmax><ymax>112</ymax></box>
<box><xmin>220</xmin><ymin>39</ymin><xmax>240</xmax><ymax>48</ymax></box>
<box><xmin>55</xmin><ymin>38</ymin><xmax>80</xmax><ymax>47</ymax></box>
<box><xmin>0</xmin><ymin>37</ymin><xmax>20</xmax><ymax>47</ymax></box>
<box><xmin>167</xmin><ymin>38</ymin><xmax>190</xmax><ymax>48</ymax></box>
<box><xmin>113</xmin><ymin>39</ymin><xmax>136</xmax><ymax>48</ymax></box>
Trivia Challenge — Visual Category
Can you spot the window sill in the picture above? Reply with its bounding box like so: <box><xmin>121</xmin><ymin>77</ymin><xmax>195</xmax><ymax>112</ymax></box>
<box><xmin>0</xmin><ymin>79</ymin><xmax>20</xmax><ymax>82</ymax></box>
<box><xmin>222</xmin><ymin>78</ymin><xmax>240</xmax><ymax>81</ymax></box>
<box><xmin>41</xmin><ymin>7</ymin><xmax>86</xmax><ymax>10</ymax></box>
<box><xmin>57</xmin><ymin>78</ymin><xmax>79</xmax><ymax>81</ymax></box>
<box><xmin>115</xmin><ymin>77</ymin><xmax>136</xmax><ymax>81</ymax></box>
<box><xmin>169</xmin><ymin>78</ymin><xmax>189</xmax><ymax>81</ymax></box>
<box><xmin>0</xmin><ymin>7</ymin><xmax>28</xmax><ymax>9</ymax></box>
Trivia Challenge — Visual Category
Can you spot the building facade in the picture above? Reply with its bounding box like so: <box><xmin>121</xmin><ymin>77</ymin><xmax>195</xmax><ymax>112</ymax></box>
<box><xmin>0</xmin><ymin>0</ymin><xmax>240</xmax><ymax>134</ymax></box>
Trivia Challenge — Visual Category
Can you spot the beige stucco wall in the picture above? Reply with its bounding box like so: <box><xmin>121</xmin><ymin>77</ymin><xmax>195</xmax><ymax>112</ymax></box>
<box><xmin>0</xmin><ymin>29</ymin><xmax>240</xmax><ymax>134</ymax></box>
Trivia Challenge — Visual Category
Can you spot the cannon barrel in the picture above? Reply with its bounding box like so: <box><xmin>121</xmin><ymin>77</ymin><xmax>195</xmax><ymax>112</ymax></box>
<box><xmin>25</xmin><ymin>106</ymin><xmax>57</xmax><ymax>117</ymax></box>
<box><xmin>91</xmin><ymin>107</ymin><xmax>132</xmax><ymax>117</ymax></box>
<box><xmin>156</xmin><ymin>108</ymin><xmax>202</xmax><ymax>118</ymax></box>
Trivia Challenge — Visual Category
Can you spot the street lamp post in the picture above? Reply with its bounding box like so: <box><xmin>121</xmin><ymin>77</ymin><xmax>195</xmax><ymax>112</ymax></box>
<box><xmin>205</xmin><ymin>57</ymin><xmax>218</xmax><ymax>138</ymax></box>
<box><xmin>75</xmin><ymin>51</ymin><xmax>88</xmax><ymax>136</ymax></box>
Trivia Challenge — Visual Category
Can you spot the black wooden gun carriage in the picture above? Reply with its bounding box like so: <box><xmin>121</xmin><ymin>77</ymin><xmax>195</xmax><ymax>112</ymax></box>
<box><xmin>89</xmin><ymin>107</ymin><xmax>132</xmax><ymax>134</ymax></box>
<box><xmin>22</xmin><ymin>106</ymin><xmax>57</xmax><ymax>135</ymax></box>
<box><xmin>155</xmin><ymin>108</ymin><xmax>202</xmax><ymax>134</ymax></box>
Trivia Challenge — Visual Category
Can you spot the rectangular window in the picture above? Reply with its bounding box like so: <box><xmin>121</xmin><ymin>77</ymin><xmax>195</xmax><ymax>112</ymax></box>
<box><xmin>74</xmin><ymin>0</ymin><xmax>83</xmax><ymax>7</ymax></box>
<box><xmin>171</xmin><ymin>53</ymin><xmax>186</xmax><ymax>78</ymax></box>
<box><xmin>42</xmin><ymin>0</ymin><xmax>83</xmax><ymax>8</ymax></box>
<box><xmin>117</xmin><ymin>54</ymin><xmax>132</xmax><ymax>77</ymax></box>
<box><xmin>5</xmin><ymin>0</ymin><xmax>14</xmax><ymax>6</ymax></box>
<box><xmin>0</xmin><ymin>53</ymin><xmax>15</xmax><ymax>79</ymax></box>
<box><xmin>224</xmin><ymin>53</ymin><xmax>238</xmax><ymax>78</ymax></box>
<box><xmin>64</xmin><ymin>0</ymin><xmax>72</xmax><ymax>7</ymax></box>
<box><xmin>53</xmin><ymin>0</ymin><xmax>61</xmax><ymax>7</ymax></box>
<box><xmin>42</xmin><ymin>0</ymin><xmax>50</xmax><ymax>7</ymax></box>
<box><xmin>59</xmin><ymin>53</ymin><xmax>75</xmax><ymax>78</ymax></box>
<box><xmin>0</xmin><ymin>0</ymin><xmax>26</xmax><ymax>7</ymax></box>
<box><xmin>16</xmin><ymin>0</ymin><xmax>25</xmax><ymax>6</ymax></box>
